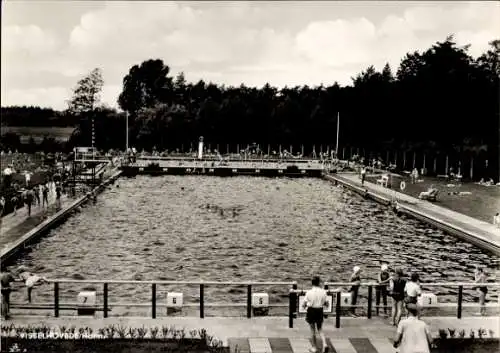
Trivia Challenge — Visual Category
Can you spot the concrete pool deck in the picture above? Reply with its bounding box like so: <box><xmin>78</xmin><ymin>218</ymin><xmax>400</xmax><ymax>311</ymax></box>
<box><xmin>325</xmin><ymin>173</ymin><xmax>500</xmax><ymax>255</ymax></box>
<box><xmin>2</xmin><ymin>316</ymin><xmax>498</xmax><ymax>352</ymax></box>
<box><xmin>0</xmin><ymin>167</ymin><xmax>122</xmax><ymax>265</ymax></box>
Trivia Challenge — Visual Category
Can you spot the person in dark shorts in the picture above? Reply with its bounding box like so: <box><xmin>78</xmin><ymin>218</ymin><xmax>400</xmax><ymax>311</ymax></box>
<box><xmin>376</xmin><ymin>264</ymin><xmax>391</xmax><ymax>315</ymax></box>
<box><xmin>1</xmin><ymin>271</ymin><xmax>15</xmax><ymax>319</ymax></box>
<box><xmin>42</xmin><ymin>183</ymin><xmax>49</xmax><ymax>208</ymax></box>
<box><xmin>55</xmin><ymin>183</ymin><xmax>62</xmax><ymax>209</ymax></box>
<box><xmin>360</xmin><ymin>167</ymin><xmax>367</xmax><ymax>185</ymax></box>
<box><xmin>302</xmin><ymin>276</ymin><xmax>328</xmax><ymax>353</ymax></box>
<box><xmin>11</xmin><ymin>194</ymin><xmax>19</xmax><ymax>215</ymax></box>
<box><xmin>25</xmin><ymin>188</ymin><xmax>34</xmax><ymax>217</ymax></box>
<box><xmin>474</xmin><ymin>267</ymin><xmax>488</xmax><ymax>316</ymax></box>
<box><xmin>349</xmin><ymin>266</ymin><xmax>361</xmax><ymax>316</ymax></box>
<box><xmin>389</xmin><ymin>268</ymin><xmax>406</xmax><ymax>326</ymax></box>
<box><xmin>404</xmin><ymin>273</ymin><xmax>422</xmax><ymax>305</ymax></box>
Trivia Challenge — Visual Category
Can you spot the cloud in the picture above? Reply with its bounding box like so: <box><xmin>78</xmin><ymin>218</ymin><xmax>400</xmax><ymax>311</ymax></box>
<box><xmin>2</xmin><ymin>1</ymin><xmax>499</xmax><ymax>110</ymax></box>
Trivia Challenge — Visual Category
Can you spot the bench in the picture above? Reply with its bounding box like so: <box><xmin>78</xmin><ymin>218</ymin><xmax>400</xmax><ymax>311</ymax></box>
<box><xmin>376</xmin><ymin>174</ymin><xmax>389</xmax><ymax>187</ymax></box>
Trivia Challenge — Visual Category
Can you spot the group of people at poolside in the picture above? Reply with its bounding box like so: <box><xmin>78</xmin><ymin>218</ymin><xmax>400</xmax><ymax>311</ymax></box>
<box><xmin>1</xmin><ymin>266</ymin><xmax>49</xmax><ymax>319</ymax></box>
<box><xmin>303</xmin><ymin>264</ymin><xmax>489</xmax><ymax>353</ymax></box>
<box><xmin>0</xmin><ymin>181</ymin><xmax>62</xmax><ymax>220</ymax></box>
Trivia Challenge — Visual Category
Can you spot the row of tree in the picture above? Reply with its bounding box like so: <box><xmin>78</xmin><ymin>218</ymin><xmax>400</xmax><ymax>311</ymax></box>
<box><xmin>1</xmin><ymin>106</ymin><xmax>78</xmax><ymax>126</ymax></box>
<box><xmin>2</xmin><ymin>36</ymin><xmax>499</xmax><ymax>179</ymax></box>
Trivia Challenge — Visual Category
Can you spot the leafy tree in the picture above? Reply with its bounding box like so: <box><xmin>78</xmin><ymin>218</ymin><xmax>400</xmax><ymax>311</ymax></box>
<box><xmin>67</xmin><ymin>68</ymin><xmax>104</xmax><ymax>149</ymax></box>
<box><xmin>67</xmin><ymin>68</ymin><xmax>104</xmax><ymax>114</ymax></box>
<box><xmin>118</xmin><ymin>59</ymin><xmax>174</xmax><ymax>118</ymax></box>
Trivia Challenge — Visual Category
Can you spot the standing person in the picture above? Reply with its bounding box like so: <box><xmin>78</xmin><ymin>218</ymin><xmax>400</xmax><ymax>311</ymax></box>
<box><xmin>55</xmin><ymin>182</ymin><xmax>62</xmax><ymax>209</ymax></box>
<box><xmin>493</xmin><ymin>213</ymin><xmax>500</xmax><ymax>228</ymax></box>
<box><xmin>25</xmin><ymin>188</ymin><xmax>34</xmax><ymax>217</ymax></box>
<box><xmin>1</xmin><ymin>270</ymin><xmax>16</xmax><ymax>319</ymax></box>
<box><xmin>35</xmin><ymin>184</ymin><xmax>41</xmax><ymax>207</ymax></box>
<box><xmin>302</xmin><ymin>276</ymin><xmax>328</xmax><ymax>353</ymax></box>
<box><xmin>360</xmin><ymin>167</ymin><xmax>367</xmax><ymax>185</ymax></box>
<box><xmin>404</xmin><ymin>273</ymin><xmax>422</xmax><ymax>305</ymax></box>
<box><xmin>349</xmin><ymin>266</ymin><xmax>361</xmax><ymax>316</ymax></box>
<box><xmin>0</xmin><ymin>196</ymin><xmax>5</xmax><ymax>230</ymax></box>
<box><xmin>11</xmin><ymin>193</ymin><xmax>19</xmax><ymax>215</ymax></box>
<box><xmin>24</xmin><ymin>171</ymin><xmax>31</xmax><ymax>187</ymax></box>
<box><xmin>393</xmin><ymin>303</ymin><xmax>433</xmax><ymax>353</ymax></box>
<box><xmin>376</xmin><ymin>264</ymin><xmax>391</xmax><ymax>316</ymax></box>
<box><xmin>389</xmin><ymin>268</ymin><xmax>406</xmax><ymax>326</ymax></box>
<box><xmin>474</xmin><ymin>267</ymin><xmax>488</xmax><ymax>316</ymax></box>
<box><xmin>42</xmin><ymin>183</ymin><xmax>49</xmax><ymax>209</ymax></box>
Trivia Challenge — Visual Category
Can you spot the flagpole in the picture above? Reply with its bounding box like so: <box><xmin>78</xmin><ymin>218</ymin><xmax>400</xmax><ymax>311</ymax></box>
<box><xmin>335</xmin><ymin>112</ymin><xmax>340</xmax><ymax>159</ymax></box>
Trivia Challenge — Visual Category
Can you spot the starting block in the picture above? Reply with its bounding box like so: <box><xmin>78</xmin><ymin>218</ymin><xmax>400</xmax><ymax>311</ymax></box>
<box><xmin>77</xmin><ymin>291</ymin><xmax>96</xmax><ymax>316</ymax></box>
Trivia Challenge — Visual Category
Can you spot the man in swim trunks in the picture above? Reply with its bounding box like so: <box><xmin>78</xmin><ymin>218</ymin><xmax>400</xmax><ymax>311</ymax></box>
<box><xmin>1</xmin><ymin>270</ymin><xmax>16</xmax><ymax>319</ymax></box>
<box><xmin>376</xmin><ymin>264</ymin><xmax>390</xmax><ymax>316</ymax></box>
<box><xmin>349</xmin><ymin>266</ymin><xmax>361</xmax><ymax>316</ymax></box>
<box><xmin>302</xmin><ymin>276</ymin><xmax>328</xmax><ymax>353</ymax></box>
<box><xmin>16</xmin><ymin>267</ymin><xmax>49</xmax><ymax>303</ymax></box>
<box><xmin>474</xmin><ymin>267</ymin><xmax>488</xmax><ymax>316</ymax></box>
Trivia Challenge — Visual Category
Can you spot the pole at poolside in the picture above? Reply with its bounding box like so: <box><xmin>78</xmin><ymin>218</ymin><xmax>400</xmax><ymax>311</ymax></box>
<box><xmin>470</xmin><ymin>156</ymin><xmax>473</xmax><ymax>180</ymax></box>
<box><xmin>126</xmin><ymin>112</ymin><xmax>129</xmax><ymax>152</ymax></box>
<box><xmin>335</xmin><ymin>112</ymin><xmax>340</xmax><ymax>159</ymax></box>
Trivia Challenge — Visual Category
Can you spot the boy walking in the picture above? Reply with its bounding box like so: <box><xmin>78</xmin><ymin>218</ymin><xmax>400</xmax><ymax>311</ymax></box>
<box><xmin>302</xmin><ymin>276</ymin><xmax>329</xmax><ymax>353</ymax></box>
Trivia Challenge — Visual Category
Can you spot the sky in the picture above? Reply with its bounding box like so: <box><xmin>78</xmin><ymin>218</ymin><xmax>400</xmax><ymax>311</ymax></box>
<box><xmin>1</xmin><ymin>1</ymin><xmax>499</xmax><ymax>111</ymax></box>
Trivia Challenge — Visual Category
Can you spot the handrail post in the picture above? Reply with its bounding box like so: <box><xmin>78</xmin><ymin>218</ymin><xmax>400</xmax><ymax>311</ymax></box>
<box><xmin>335</xmin><ymin>291</ymin><xmax>341</xmax><ymax>328</ymax></box>
<box><xmin>151</xmin><ymin>283</ymin><xmax>156</xmax><ymax>319</ymax></box>
<box><xmin>324</xmin><ymin>284</ymin><xmax>329</xmax><ymax>318</ymax></box>
<box><xmin>457</xmin><ymin>285</ymin><xmax>463</xmax><ymax>319</ymax></box>
<box><xmin>367</xmin><ymin>285</ymin><xmax>373</xmax><ymax>319</ymax></box>
<box><xmin>289</xmin><ymin>284</ymin><xmax>297</xmax><ymax>328</ymax></box>
<box><xmin>54</xmin><ymin>282</ymin><xmax>59</xmax><ymax>318</ymax></box>
<box><xmin>247</xmin><ymin>285</ymin><xmax>252</xmax><ymax>318</ymax></box>
<box><xmin>375</xmin><ymin>284</ymin><xmax>380</xmax><ymax>316</ymax></box>
<box><xmin>103</xmin><ymin>283</ymin><xmax>108</xmax><ymax>318</ymax></box>
<box><xmin>200</xmin><ymin>284</ymin><xmax>205</xmax><ymax>319</ymax></box>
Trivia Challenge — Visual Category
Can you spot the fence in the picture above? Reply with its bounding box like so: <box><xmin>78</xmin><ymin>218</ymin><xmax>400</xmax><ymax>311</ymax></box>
<box><xmin>8</xmin><ymin>280</ymin><xmax>499</xmax><ymax>328</ymax></box>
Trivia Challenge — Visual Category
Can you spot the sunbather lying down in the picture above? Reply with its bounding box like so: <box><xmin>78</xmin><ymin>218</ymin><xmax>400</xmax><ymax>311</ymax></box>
<box><xmin>419</xmin><ymin>186</ymin><xmax>439</xmax><ymax>200</ymax></box>
<box><xmin>15</xmin><ymin>266</ymin><xmax>49</xmax><ymax>303</ymax></box>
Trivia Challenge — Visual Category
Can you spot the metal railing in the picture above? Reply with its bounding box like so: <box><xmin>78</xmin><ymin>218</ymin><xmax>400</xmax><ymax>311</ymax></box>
<box><xmin>9</xmin><ymin>280</ymin><xmax>499</xmax><ymax>329</ymax></box>
<box><xmin>39</xmin><ymin>280</ymin><xmax>296</xmax><ymax>320</ymax></box>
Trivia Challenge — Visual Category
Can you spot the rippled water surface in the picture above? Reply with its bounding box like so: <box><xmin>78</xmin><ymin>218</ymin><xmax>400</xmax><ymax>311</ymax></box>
<box><xmin>9</xmin><ymin>176</ymin><xmax>498</xmax><ymax>310</ymax></box>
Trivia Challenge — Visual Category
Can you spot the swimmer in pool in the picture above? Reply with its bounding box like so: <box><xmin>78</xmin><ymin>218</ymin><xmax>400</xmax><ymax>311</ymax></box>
<box><xmin>16</xmin><ymin>267</ymin><xmax>49</xmax><ymax>303</ymax></box>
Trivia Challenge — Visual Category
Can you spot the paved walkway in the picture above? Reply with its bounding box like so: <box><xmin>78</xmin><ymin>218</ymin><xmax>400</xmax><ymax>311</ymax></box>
<box><xmin>0</xmin><ymin>164</ymin><xmax>117</xmax><ymax>257</ymax></box>
<box><xmin>331</xmin><ymin>173</ymin><xmax>500</xmax><ymax>249</ymax></box>
<box><xmin>2</xmin><ymin>316</ymin><xmax>498</xmax><ymax>351</ymax></box>
<box><xmin>0</xmin><ymin>186</ymin><xmax>71</xmax><ymax>250</ymax></box>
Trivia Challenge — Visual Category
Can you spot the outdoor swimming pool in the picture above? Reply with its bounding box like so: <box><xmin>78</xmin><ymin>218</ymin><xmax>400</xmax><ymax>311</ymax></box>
<box><xmin>7</xmin><ymin>175</ymin><xmax>498</xmax><ymax>315</ymax></box>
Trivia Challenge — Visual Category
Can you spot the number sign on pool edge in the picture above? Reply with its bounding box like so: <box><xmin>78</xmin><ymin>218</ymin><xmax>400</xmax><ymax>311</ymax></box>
<box><xmin>298</xmin><ymin>295</ymin><xmax>334</xmax><ymax>313</ymax></box>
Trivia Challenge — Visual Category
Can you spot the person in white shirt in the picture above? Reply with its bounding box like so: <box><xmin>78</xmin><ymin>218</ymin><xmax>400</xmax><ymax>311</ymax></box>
<box><xmin>393</xmin><ymin>303</ymin><xmax>433</xmax><ymax>353</ymax></box>
<box><xmin>302</xmin><ymin>276</ymin><xmax>329</xmax><ymax>353</ymax></box>
<box><xmin>493</xmin><ymin>213</ymin><xmax>500</xmax><ymax>228</ymax></box>
<box><xmin>404</xmin><ymin>273</ymin><xmax>422</xmax><ymax>310</ymax></box>
<box><xmin>360</xmin><ymin>167</ymin><xmax>367</xmax><ymax>185</ymax></box>
<box><xmin>16</xmin><ymin>266</ymin><xmax>48</xmax><ymax>303</ymax></box>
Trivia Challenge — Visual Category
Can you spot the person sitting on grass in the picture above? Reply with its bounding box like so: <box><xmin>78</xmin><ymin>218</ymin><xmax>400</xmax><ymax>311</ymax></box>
<box><xmin>16</xmin><ymin>266</ymin><xmax>49</xmax><ymax>303</ymax></box>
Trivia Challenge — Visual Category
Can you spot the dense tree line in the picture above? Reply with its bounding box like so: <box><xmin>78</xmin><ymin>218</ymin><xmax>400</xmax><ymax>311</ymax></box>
<box><xmin>2</xmin><ymin>36</ymin><xmax>499</xmax><ymax>180</ymax></box>
<box><xmin>117</xmin><ymin>36</ymin><xmax>499</xmax><ymax>180</ymax></box>
<box><xmin>0</xmin><ymin>106</ymin><xmax>78</xmax><ymax>127</ymax></box>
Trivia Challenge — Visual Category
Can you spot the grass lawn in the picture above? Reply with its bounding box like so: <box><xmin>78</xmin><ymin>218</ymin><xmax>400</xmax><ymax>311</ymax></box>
<box><xmin>366</xmin><ymin>173</ymin><xmax>500</xmax><ymax>223</ymax></box>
